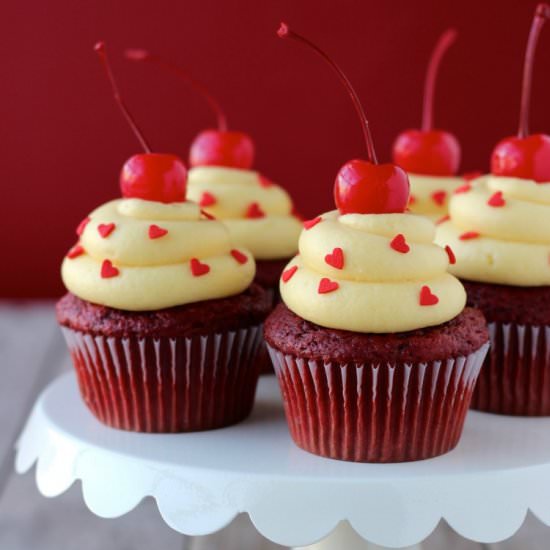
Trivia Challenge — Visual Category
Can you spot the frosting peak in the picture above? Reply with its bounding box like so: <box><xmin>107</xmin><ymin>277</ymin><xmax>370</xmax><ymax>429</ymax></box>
<box><xmin>62</xmin><ymin>198</ymin><xmax>255</xmax><ymax>310</ymax></box>
<box><xmin>280</xmin><ymin>211</ymin><xmax>466</xmax><ymax>333</ymax></box>
<box><xmin>187</xmin><ymin>166</ymin><xmax>301</xmax><ymax>260</ymax></box>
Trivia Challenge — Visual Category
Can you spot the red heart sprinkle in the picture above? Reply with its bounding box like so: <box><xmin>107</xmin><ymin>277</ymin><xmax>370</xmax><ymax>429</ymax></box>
<box><xmin>259</xmin><ymin>174</ymin><xmax>274</xmax><ymax>188</ymax></box>
<box><xmin>420</xmin><ymin>285</ymin><xmax>439</xmax><ymax>306</ymax></box>
<box><xmin>431</xmin><ymin>190</ymin><xmax>447</xmax><ymax>206</ymax></box>
<box><xmin>303</xmin><ymin>216</ymin><xmax>322</xmax><ymax>230</ymax></box>
<box><xmin>101</xmin><ymin>259</ymin><xmax>119</xmax><ymax>278</ymax></box>
<box><xmin>324</xmin><ymin>247</ymin><xmax>344</xmax><ymax>269</ymax></box>
<box><xmin>200</xmin><ymin>192</ymin><xmax>217</xmax><ymax>207</ymax></box>
<box><xmin>454</xmin><ymin>183</ymin><xmax>472</xmax><ymax>195</ymax></box>
<box><xmin>282</xmin><ymin>265</ymin><xmax>298</xmax><ymax>282</ymax></box>
<box><xmin>148</xmin><ymin>224</ymin><xmax>168</xmax><ymax>239</ymax></box>
<box><xmin>463</xmin><ymin>171</ymin><xmax>482</xmax><ymax>181</ymax></box>
<box><xmin>76</xmin><ymin>217</ymin><xmax>90</xmax><ymax>236</ymax></box>
<box><xmin>67</xmin><ymin>244</ymin><xmax>84</xmax><ymax>259</ymax></box>
<box><xmin>201</xmin><ymin>209</ymin><xmax>216</xmax><ymax>220</ymax></box>
<box><xmin>436</xmin><ymin>214</ymin><xmax>451</xmax><ymax>225</ymax></box>
<box><xmin>409</xmin><ymin>194</ymin><xmax>417</xmax><ymax>205</ymax></box>
<box><xmin>190</xmin><ymin>258</ymin><xmax>210</xmax><ymax>276</ymax></box>
<box><xmin>487</xmin><ymin>191</ymin><xmax>506</xmax><ymax>207</ymax></box>
<box><xmin>245</xmin><ymin>202</ymin><xmax>266</xmax><ymax>219</ymax></box>
<box><xmin>230</xmin><ymin>249</ymin><xmax>248</xmax><ymax>264</ymax></box>
<box><xmin>390</xmin><ymin>234</ymin><xmax>410</xmax><ymax>254</ymax></box>
<box><xmin>98</xmin><ymin>223</ymin><xmax>116</xmax><ymax>238</ymax></box>
<box><xmin>318</xmin><ymin>278</ymin><xmax>339</xmax><ymax>294</ymax></box>
<box><xmin>445</xmin><ymin>245</ymin><xmax>456</xmax><ymax>264</ymax></box>
<box><xmin>459</xmin><ymin>231</ymin><xmax>480</xmax><ymax>240</ymax></box>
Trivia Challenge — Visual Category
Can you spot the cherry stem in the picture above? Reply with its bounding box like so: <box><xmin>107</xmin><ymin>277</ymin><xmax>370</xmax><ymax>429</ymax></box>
<box><xmin>421</xmin><ymin>28</ymin><xmax>457</xmax><ymax>131</ymax></box>
<box><xmin>125</xmin><ymin>49</ymin><xmax>228</xmax><ymax>132</ymax></box>
<box><xmin>518</xmin><ymin>3</ymin><xmax>550</xmax><ymax>138</ymax></box>
<box><xmin>94</xmin><ymin>42</ymin><xmax>152</xmax><ymax>153</ymax></box>
<box><xmin>277</xmin><ymin>22</ymin><xmax>378</xmax><ymax>164</ymax></box>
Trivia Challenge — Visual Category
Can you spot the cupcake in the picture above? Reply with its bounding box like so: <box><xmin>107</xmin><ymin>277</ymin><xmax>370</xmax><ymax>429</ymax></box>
<box><xmin>266</xmin><ymin>24</ymin><xmax>489</xmax><ymax>463</ymax></box>
<box><xmin>124</xmin><ymin>48</ymin><xmax>302</xmax><ymax>296</ymax></box>
<box><xmin>392</xmin><ymin>29</ymin><xmax>475</xmax><ymax>220</ymax></box>
<box><xmin>56</xmin><ymin>43</ymin><xmax>271</xmax><ymax>433</ymax></box>
<box><xmin>436</xmin><ymin>4</ymin><xmax>550</xmax><ymax>416</ymax></box>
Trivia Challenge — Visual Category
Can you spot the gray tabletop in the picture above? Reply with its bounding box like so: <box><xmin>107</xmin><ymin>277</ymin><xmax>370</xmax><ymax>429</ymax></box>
<box><xmin>0</xmin><ymin>302</ymin><xmax>548</xmax><ymax>550</ymax></box>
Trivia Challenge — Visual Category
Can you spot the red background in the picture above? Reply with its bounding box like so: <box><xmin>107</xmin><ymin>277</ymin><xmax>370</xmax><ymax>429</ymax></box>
<box><xmin>2</xmin><ymin>0</ymin><xmax>549</xmax><ymax>298</ymax></box>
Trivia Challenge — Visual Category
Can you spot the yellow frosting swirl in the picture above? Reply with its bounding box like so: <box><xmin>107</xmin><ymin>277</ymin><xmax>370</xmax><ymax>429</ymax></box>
<box><xmin>435</xmin><ymin>175</ymin><xmax>550</xmax><ymax>286</ymax></box>
<box><xmin>62</xmin><ymin>198</ymin><xmax>255</xmax><ymax>311</ymax></box>
<box><xmin>280</xmin><ymin>211</ymin><xmax>466</xmax><ymax>333</ymax></box>
<box><xmin>407</xmin><ymin>173</ymin><xmax>465</xmax><ymax>219</ymax></box>
<box><xmin>187</xmin><ymin>166</ymin><xmax>302</xmax><ymax>260</ymax></box>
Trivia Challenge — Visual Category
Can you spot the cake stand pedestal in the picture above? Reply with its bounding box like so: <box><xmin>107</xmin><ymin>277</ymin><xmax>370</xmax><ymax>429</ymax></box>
<box><xmin>15</xmin><ymin>372</ymin><xmax>550</xmax><ymax>549</ymax></box>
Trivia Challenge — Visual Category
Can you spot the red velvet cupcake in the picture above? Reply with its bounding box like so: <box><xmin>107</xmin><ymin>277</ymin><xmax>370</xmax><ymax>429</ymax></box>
<box><xmin>435</xmin><ymin>5</ymin><xmax>550</xmax><ymax>416</ymax></box>
<box><xmin>56</xmin><ymin>43</ymin><xmax>270</xmax><ymax>432</ymax></box>
<box><xmin>265</xmin><ymin>24</ymin><xmax>490</xmax><ymax>463</ymax></box>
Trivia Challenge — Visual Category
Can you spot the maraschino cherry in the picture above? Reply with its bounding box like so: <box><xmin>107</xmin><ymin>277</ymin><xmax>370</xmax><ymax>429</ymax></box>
<box><xmin>277</xmin><ymin>23</ymin><xmax>409</xmax><ymax>215</ymax></box>
<box><xmin>95</xmin><ymin>42</ymin><xmax>187</xmax><ymax>202</ymax></box>
<box><xmin>392</xmin><ymin>29</ymin><xmax>460</xmax><ymax>176</ymax></box>
<box><xmin>125</xmin><ymin>48</ymin><xmax>254</xmax><ymax>170</ymax></box>
<box><xmin>491</xmin><ymin>3</ymin><xmax>550</xmax><ymax>183</ymax></box>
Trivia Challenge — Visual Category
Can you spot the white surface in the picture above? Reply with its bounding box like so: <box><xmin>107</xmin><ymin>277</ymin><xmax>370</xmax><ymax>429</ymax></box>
<box><xmin>15</xmin><ymin>371</ymin><xmax>550</xmax><ymax>549</ymax></box>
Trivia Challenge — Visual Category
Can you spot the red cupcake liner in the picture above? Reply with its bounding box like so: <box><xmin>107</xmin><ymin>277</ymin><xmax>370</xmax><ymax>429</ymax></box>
<box><xmin>61</xmin><ymin>325</ymin><xmax>263</xmax><ymax>432</ymax></box>
<box><xmin>471</xmin><ymin>321</ymin><xmax>550</xmax><ymax>416</ymax></box>
<box><xmin>267</xmin><ymin>343</ymin><xmax>489</xmax><ymax>462</ymax></box>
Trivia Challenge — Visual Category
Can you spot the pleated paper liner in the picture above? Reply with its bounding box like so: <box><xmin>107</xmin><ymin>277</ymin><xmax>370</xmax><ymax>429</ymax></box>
<box><xmin>471</xmin><ymin>322</ymin><xmax>550</xmax><ymax>416</ymax></box>
<box><xmin>268</xmin><ymin>343</ymin><xmax>489</xmax><ymax>463</ymax></box>
<box><xmin>62</xmin><ymin>325</ymin><xmax>263</xmax><ymax>433</ymax></box>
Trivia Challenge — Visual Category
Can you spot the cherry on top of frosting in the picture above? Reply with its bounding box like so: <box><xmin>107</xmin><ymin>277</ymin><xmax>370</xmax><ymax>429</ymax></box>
<box><xmin>392</xmin><ymin>29</ymin><xmax>460</xmax><ymax>177</ymax></box>
<box><xmin>277</xmin><ymin>23</ymin><xmax>409</xmax><ymax>215</ymax></box>
<box><xmin>95</xmin><ymin>42</ymin><xmax>187</xmax><ymax>203</ymax></box>
<box><xmin>125</xmin><ymin>48</ymin><xmax>255</xmax><ymax>170</ymax></box>
<box><xmin>491</xmin><ymin>3</ymin><xmax>550</xmax><ymax>183</ymax></box>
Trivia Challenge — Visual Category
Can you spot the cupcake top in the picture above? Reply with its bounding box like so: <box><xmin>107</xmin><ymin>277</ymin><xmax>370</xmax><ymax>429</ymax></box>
<box><xmin>66</xmin><ymin>43</ymin><xmax>256</xmax><ymax>312</ymax></box>
<box><xmin>273</xmin><ymin>22</ymin><xmax>466</xmax><ymax>334</ymax></box>
<box><xmin>436</xmin><ymin>4</ymin><xmax>550</xmax><ymax>287</ymax></box>
<box><xmin>280</xmin><ymin>211</ymin><xmax>465</xmax><ymax>333</ymax></box>
<box><xmin>187</xmin><ymin>166</ymin><xmax>302</xmax><ymax>260</ymax></box>
<box><xmin>435</xmin><ymin>174</ymin><xmax>550</xmax><ymax>286</ymax></box>
<box><xmin>62</xmin><ymin>197</ymin><xmax>255</xmax><ymax>311</ymax></box>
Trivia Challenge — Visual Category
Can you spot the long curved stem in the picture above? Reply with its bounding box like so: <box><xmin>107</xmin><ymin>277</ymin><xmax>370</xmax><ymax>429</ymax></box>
<box><xmin>95</xmin><ymin>42</ymin><xmax>152</xmax><ymax>152</ymax></box>
<box><xmin>125</xmin><ymin>49</ymin><xmax>228</xmax><ymax>132</ymax></box>
<box><xmin>421</xmin><ymin>28</ymin><xmax>457</xmax><ymax>131</ymax></box>
<box><xmin>518</xmin><ymin>3</ymin><xmax>550</xmax><ymax>138</ymax></box>
<box><xmin>277</xmin><ymin>22</ymin><xmax>378</xmax><ymax>164</ymax></box>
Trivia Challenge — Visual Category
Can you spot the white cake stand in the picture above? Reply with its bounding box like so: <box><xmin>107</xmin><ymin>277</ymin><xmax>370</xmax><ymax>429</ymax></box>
<box><xmin>15</xmin><ymin>372</ymin><xmax>550</xmax><ymax>549</ymax></box>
